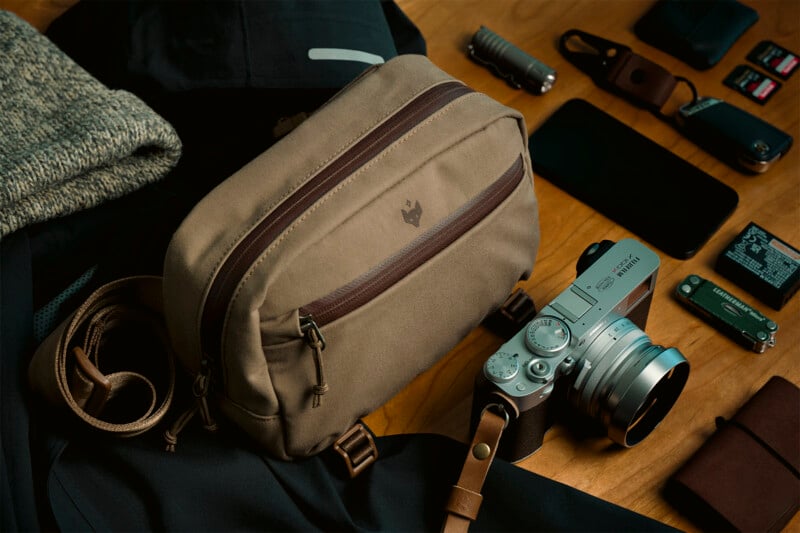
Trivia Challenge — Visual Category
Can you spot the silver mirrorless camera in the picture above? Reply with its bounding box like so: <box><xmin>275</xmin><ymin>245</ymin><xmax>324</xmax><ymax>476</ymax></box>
<box><xmin>474</xmin><ymin>239</ymin><xmax>690</xmax><ymax>462</ymax></box>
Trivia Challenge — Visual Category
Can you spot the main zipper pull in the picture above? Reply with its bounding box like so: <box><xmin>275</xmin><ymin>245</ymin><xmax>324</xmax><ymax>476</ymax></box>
<box><xmin>301</xmin><ymin>316</ymin><xmax>328</xmax><ymax>408</ymax></box>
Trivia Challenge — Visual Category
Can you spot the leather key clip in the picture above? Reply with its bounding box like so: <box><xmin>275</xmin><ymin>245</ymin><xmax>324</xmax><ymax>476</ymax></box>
<box><xmin>559</xmin><ymin>29</ymin><xmax>678</xmax><ymax>110</ymax></box>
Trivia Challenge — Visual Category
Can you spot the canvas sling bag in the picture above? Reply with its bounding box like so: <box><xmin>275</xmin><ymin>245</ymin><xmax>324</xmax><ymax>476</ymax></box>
<box><xmin>29</xmin><ymin>55</ymin><xmax>540</xmax><ymax>467</ymax></box>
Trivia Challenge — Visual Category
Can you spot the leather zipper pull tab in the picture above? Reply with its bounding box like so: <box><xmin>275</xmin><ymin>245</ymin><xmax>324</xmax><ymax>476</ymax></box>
<box><xmin>301</xmin><ymin>316</ymin><xmax>329</xmax><ymax>408</ymax></box>
<box><xmin>559</xmin><ymin>29</ymin><xmax>678</xmax><ymax>111</ymax></box>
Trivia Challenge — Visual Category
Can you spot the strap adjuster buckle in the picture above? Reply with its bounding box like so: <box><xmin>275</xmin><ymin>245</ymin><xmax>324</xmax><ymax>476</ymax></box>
<box><xmin>333</xmin><ymin>422</ymin><xmax>378</xmax><ymax>478</ymax></box>
<box><xmin>482</xmin><ymin>288</ymin><xmax>537</xmax><ymax>340</ymax></box>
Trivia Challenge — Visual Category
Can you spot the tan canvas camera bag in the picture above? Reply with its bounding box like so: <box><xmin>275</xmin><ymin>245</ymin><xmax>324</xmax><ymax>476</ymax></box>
<box><xmin>30</xmin><ymin>54</ymin><xmax>540</xmax><ymax>464</ymax></box>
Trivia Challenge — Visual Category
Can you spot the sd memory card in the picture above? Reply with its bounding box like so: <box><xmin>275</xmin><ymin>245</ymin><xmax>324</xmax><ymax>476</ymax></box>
<box><xmin>747</xmin><ymin>40</ymin><xmax>798</xmax><ymax>80</ymax></box>
<box><xmin>724</xmin><ymin>65</ymin><xmax>781</xmax><ymax>104</ymax></box>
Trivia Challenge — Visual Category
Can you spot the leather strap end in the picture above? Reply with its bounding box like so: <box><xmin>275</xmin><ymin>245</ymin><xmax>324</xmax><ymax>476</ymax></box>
<box><xmin>445</xmin><ymin>485</ymin><xmax>483</xmax><ymax>521</ymax></box>
<box><xmin>70</xmin><ymin>346</ymin><xmax>112</xmax><ymax>416</ymax></box>
<box><xmin>441</xmin><ymin>407</ymin><xmax>508</xmax><ymax>533</ymax></box>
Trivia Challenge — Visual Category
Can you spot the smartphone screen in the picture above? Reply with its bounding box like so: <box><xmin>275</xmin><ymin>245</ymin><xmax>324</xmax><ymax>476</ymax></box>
<box><xmin>528</xmin><ymin>99</ymin><xmax>739</xmax><ymax>259</ymax></box>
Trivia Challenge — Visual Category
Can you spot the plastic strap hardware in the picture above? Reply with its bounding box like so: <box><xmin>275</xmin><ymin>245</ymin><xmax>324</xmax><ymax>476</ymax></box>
<box><xmin>333</xmin><ymin>422</ymin><xmax>379</xmax><ymax>478</ymax></box>
<box><xmin>482</xmin><ymin>288</ymin><xmax>537</xmax><ymax>340</ymax></box>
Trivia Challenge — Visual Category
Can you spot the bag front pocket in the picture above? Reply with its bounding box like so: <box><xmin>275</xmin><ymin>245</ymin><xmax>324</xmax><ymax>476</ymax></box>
<box><xmin>299</xmin><ymin>155</ymin><xmax>525</xmax><ymax>331</ymax></box>
<box><xmin>300</xmin><ymin>157</ymin><xmax>523</xmax><ymax>393</ymax></box>
<box><xmin>199</xmin><ymin>81</ymin><xmax>474</xmax><ymax>369</ymax></box>
<box><xmin>262</xmin><ymin>154</ymin><xmax>532</xmax><ymax>456</ymax></box>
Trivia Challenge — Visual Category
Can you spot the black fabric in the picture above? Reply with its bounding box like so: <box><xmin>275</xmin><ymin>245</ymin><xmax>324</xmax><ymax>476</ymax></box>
<box><xmin>0</xmin><ymin>231</ymin><xmax>38</xmax><ymax>532</ymax></box>
<box><xmin>4</xmin><ymin>3</ymin><xmax>424</xmax><ymax>530</ymax></box>
<box><xmin>27</xmin><ymin>187</ymin><xmax>171</xmax><ymax>311</ymax></box>
<box><xmin>47</xmin><ymin>0</ymin><xmax>418</xmax><ymax>92</ymax></box>
<box><xmin>38</xmin><ymin>0</ymin><xmax>427</xmax><ymax>290</ymax></box>
<box><xmin>39</xmin><ymin>423</ymin><xmax>676</xmax><ymax>532</ymax></box>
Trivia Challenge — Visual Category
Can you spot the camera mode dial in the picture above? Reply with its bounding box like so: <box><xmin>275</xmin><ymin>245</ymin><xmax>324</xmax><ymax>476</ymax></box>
<box><xmin>484</xmin><ymin>351</ymin><xmax>520</xmax><ymax>383</ymax></box>
<box><xmin>525</xmin><ymin>316</ymin><xmax>571</xmax><ymax>357</ymax></box>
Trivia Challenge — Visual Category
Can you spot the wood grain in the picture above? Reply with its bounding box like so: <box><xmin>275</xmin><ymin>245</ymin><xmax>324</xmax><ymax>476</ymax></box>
<box><xmin>0</xmin><ymin>0</ymin><xmax>78</xmax><ymax>31</ymax></box>
<box><xmin>367</xmin><ymin>1</ymin><xmax>800</xmax><ymax>530</ymax></box>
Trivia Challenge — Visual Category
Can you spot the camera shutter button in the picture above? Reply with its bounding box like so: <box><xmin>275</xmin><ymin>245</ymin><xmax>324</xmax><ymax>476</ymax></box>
<box><xmin>527</xmin><ymin>359</ymin><xmax>550</xmax><ymax>383</ymax></box>
<box><xmin>525</xmin><ymin>316</ymin><xmax>571</xmax><ymax>356</ymax></box>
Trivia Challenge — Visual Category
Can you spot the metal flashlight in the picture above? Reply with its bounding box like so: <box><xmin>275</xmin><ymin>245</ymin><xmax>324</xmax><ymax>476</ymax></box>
<box><xmin>468</xmin><ymin>26</ymin><xmax>557</xmax><ymax>94</ymax></box>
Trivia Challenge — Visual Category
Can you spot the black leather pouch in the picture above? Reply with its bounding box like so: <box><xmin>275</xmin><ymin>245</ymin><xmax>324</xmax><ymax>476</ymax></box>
<box><xmin>634</xmin><ymin>0</ymin><xmax>759</xmax><ymax>70</ymax></box>
<box><xmin>665</xmin><ymin>376</ymin><xmax>799</xmax><ymax>532</ymax></box>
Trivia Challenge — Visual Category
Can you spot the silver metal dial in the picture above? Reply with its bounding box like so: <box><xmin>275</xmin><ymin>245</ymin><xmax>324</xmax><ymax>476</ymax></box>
<box><xmin>525</xmin><ymin>316</ymin><xmax>570</xmax><ymax>356</ymax></box>
<box><xmin>484</xmin><ymin>351</ymin><xmax>520</xmax><ymax>383</ymax></box>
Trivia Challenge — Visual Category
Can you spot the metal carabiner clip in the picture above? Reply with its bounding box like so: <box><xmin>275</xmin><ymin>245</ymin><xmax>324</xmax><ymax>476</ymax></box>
<box><xmin>558</xmin><ymin>29</ymin><xmax>631</xmax><ymax>84</ymax></box>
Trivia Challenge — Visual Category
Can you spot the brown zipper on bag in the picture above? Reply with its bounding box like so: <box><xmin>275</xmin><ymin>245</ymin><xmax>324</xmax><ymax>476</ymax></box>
<box><xmin>196</xmin><ymin>80</ymin><xmax>525</xmax><ymax>411</ymax></box>
<box><xmin>298</xmin><ymin>156</ymin><xmax>525</xmax><ymax>406</ymax></box>
<box><xmin>300</xmin><ymin>155</ymin><xmax>525</xmax><ymax>326</ymax></box>
<box><xmin>199</xmin><ymin>80</ymin><xmax>474</xmax><ymax>366</ymax></box>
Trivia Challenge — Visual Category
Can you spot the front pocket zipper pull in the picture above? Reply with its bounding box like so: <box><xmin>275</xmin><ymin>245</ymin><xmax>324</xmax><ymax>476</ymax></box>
<box><xmin>163</xmin><ymin>360</ymin><xmax>218</xmax><ymax>452</ymax></box>
<box><xmin>301</xmin><ymin>316</ymin><xmax>328</xmax><ymax>408</ymax></box>
<box><xmin>193</xmin><ymin>360</ymin><xmax>218</xmax><ymax>431</ymax></box>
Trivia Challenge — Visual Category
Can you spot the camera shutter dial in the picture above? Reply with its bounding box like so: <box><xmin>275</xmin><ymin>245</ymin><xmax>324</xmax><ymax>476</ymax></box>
<box><xmin>525</xmin><ymin>316</ymin><xmax>571</xmax><ymax>356</ymax></box>
<box><xmin>484</xmin><ymin>351</ymin><xmax>520</xmax><ymax>383</ymax></box>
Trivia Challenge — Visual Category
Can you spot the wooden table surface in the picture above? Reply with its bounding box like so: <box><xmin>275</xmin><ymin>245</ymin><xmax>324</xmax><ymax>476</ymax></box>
<box><xmin>363</xmin><ymin>1</ymin><xmax>800</xmax><ymax>531</ymax></box>
<box><xmin>4</xmin><ymin>0</ymin><xmax>797</xmax><ymax>530</ymax></box>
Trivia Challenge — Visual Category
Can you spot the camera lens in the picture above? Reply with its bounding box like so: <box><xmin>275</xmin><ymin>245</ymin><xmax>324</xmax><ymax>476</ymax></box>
<box><xmin>567</xmin><ymin>317</ymin><xmax>689</xmax><ymax>447</ymax></box>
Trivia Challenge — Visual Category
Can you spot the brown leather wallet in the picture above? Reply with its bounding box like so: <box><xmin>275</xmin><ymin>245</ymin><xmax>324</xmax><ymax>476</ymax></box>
<box><xmin>665</xmin><ymin>376</ymin><xmax>799</xmax><ymax>532</ymax></box>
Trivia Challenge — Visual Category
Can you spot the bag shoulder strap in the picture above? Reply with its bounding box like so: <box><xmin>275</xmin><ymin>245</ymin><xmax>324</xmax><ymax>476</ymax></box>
<box><xmin>28</xmin><ymin>276</ymin><xmax>175</xmax><ymax>437</ymax></box>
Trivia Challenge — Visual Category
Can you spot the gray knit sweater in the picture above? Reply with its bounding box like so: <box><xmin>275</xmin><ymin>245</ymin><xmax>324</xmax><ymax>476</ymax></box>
<box><xmin>0</xmin><ymin>10</ymin><xmax>182</xmax><ymax>238</ymax></box>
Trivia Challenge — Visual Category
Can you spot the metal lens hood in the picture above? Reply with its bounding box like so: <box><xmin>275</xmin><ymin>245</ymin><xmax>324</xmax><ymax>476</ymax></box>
<box><xmin>606</xmin><ymin>346</ymin><xmax>690</xmax><ymax>447</ymax></box>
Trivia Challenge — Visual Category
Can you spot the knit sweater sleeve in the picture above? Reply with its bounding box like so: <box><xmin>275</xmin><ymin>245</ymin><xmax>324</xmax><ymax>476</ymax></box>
<box><xmin>0</xmin><ymin>9</ymin><xmax>182</xmax><ymax>238</ymax></box>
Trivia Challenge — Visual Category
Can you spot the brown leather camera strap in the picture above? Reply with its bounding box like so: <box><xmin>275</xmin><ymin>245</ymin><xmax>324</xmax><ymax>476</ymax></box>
<box><xmin>29</xmin><ymin>276</ymin><xmax>175</xmax><ymax>437</ymax></box>
<box><xmin>441</xmin><ymin>405</ymin><xmax>509</xmax><ymax>533</ymax></box>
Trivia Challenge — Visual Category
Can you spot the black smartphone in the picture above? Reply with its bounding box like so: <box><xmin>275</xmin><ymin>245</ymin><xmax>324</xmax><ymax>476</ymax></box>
<box><xmin>528</xmin><ymin>99</ymin><xmax>738</xmax><ymax>259</ymax></box>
